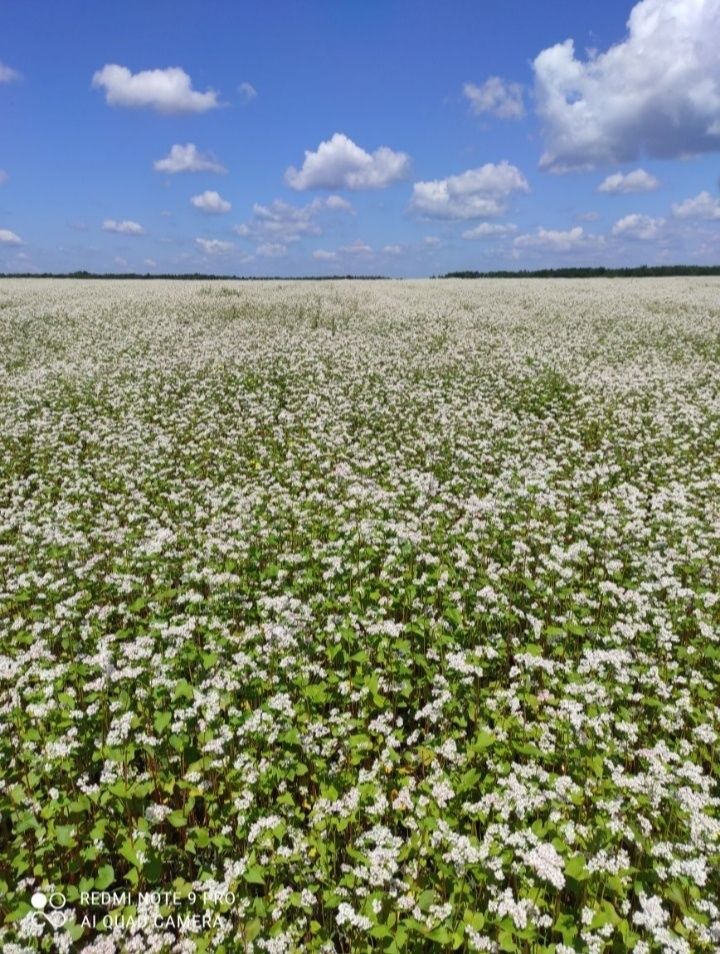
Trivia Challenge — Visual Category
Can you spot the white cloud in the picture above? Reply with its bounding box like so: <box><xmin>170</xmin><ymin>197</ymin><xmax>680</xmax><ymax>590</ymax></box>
<box><xmin>313</xmin><ymin>241</ymin><xmax>372</xmax><ymax>260</ymax></box>
<box><xmin>102</xmin><ymin>219</ymin><xmax>144</xmax><ymax>235</ymax></box>
<box><xmin>92</xmin><ymin>64</ymin><xmax>219</xmax><ymax>113</ymax></box>
<box><xmin>671</xmin><ymin>190</ymin><xmax>720</xmax><ymax>220</ymax></box>
<box><xmin>463</xmin><ymin>77</ymin><xmax>525</xmax><ymax>119</ymax></box>
<box><xmin>285</xmin><ymin>133</ymin><xmax>410</xmax><ymax>191</ymax></box>
<box><xmin>534</xmin><ymin>0</ymin><xmax>720</xmax><ymax>171</ymax></box>
<box><xmin>462</xmin><ymin>222</ymin><xmax>518</xmax><ymax>239</ymax></box>
<box><xmin>410</xmin><ymin>161</ymin><xmax>529</xmax><ymax>220</ymax></box>
<box><xmin>257</xmin><ymin>242</ymin><xmax>286</xmax><ymax>257</ymax></box>
<box><xmin>144</xmin><ymin>258</ymin><xmax>158</xmax><ymax>268</ymax></box>
<box><xmin>154</xmin><ymin>143</ymin><xmax>226</xmax><ymax>174</ymax></box>
<box><xmin>195</xmin><ymin>238</ymin><xmax>235</xmax><ymax>255</ymax></box>
<box><xmin>383</xmin><ymin>244</ymin><xmax>402</xmax><ymax>254</ymax></box>
<box><xmin>577</xmin><ymin>211</ymin><xmax>602</xmax><ymax>222</ymax></box>
<box><xmin>0</xmin><ymin>61</ymin><xmax>21</xmax><ymax>83</ymax></box>
<box><xmin>233</xmin><ymin>203</ymin><xmax>317</xmax><ymax>241</ymax></box>
<box><xmin>233</xmin><ymin>196</ymin><xmax>351</xmax><ymax>244</ymax></box>
<box><xmin>191</xmin><ymin>191</ymin><xmax>231</xmax><ymax>214</ymax></box>
<box><xmin>514</xmin><ymin>226</ymin><xmax>601</xmax><ymax>252</ymax></box>
<box><xmin>324</xmin><ymin>194</ymin><xmax>353</xmax><ymax>211</ymax></box>
<box><xmin>611</xmin><ymin>213</ymin><xmax>665</xmax><ymax>239</ymax></box>
<box><xmin>598</xmin><ymin>168</ymin><xmax>660</xmax><ymax>193</ymax></box>
<box><xmin>0</xmin><ymin>229</ymin><xmax>23</xmax><ymax>245</ymax></box>
<box><xmin>0</xmin><ymin>170</ymin><xmax>7</xmax><ymax>185</ymax></box>
<box><xmin>238</xmin><ymin>82</ymin><xmax>257</xmax><ymax>103</ymax></box>
<box><xmin>339</xmin><ymin>240</ymin><xmax>372</xmax><ymax>255</ymax></box>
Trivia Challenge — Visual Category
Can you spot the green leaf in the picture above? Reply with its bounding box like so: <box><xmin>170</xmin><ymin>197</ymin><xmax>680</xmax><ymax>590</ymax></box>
<box><xmin>66</xmin><ymin>922</ymin><xmax>85</xmax><ymax>941</ymax></box>
<box><xmin>521</xmin><ymin>643</ymin><xmax>543</xmax><ymax>656</ymax></box>
<box><xmin>244</xmin><ymin>866</ymin><xmax>265</xmax><ymax>885</ymax></box>
<box><xmin>55</xmin><ymin>825</ymin><xmax>76</xmax><ymax>847</ymax></box>
<box><xmin>6</xmin><ymin>903</ymin><xmax>31</xmax><ymax>922</ymax></box>
<box><xmin>427</xmin><ymin>926</ymin><xmax>451</xmax><ymax>944</ymax></box>
<box><xmin>144</xmin><ymin>855</ymin><xmax>163</xmax><ymax>883</ymax></box>
<box><xmin>154</xmin><ymin>711</ymin><xmax>172</xmax><ymax>733</ymax></box>
<box><xmin>590</xmin><ymin>900</ymin><xmax>619</xmax><ymax>930</ymax></box>
<box><xmin>472</xmin><ymin>731</ymin><xmax>495</xmax><ymax>751</ymax></box>
<box><xmin>565</xmin><ymin>854</ymin><xmax>589</xmax><ymax>881</ymax></box>
<box><xmin>499</xmin><ymin>930</ymin><xmax>518</xmax><ymax>952</ymax></box>
<box><xmin>417</xmin><ymin>890</ymin><xmax>435</xmax><ymax>911</ymax></box>
<box><xmin>95</xmin><ymin>865</ymin><xmax>115</xmax><ymax>890</ymax></box>
<box><xmin>119</xmin><ymin>841</ymin><xmax>141</xmax><ymax>868</ymax></box>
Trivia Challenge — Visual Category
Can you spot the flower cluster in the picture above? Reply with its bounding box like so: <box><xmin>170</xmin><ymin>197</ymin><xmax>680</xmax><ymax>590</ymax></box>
<box><xmin>0</xmin><ymin>277</ymin><xmax>718</xmax><ymax>951</ymax></box>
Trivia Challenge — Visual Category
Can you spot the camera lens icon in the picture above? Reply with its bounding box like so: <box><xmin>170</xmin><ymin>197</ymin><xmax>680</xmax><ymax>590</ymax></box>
<box><xmin>31</xmin><ymin>892</ymin><xmax>48</xmax><ymax>910</ymax></box>
<box><xmin>48</xmin><ymin>892</ymin><xmax>66</xmax><ymax>909</ymax></box>
<box><xmin>31</xmin><ymin>890</ymin><xmax>68</xmax><ymax>929</ymax></box>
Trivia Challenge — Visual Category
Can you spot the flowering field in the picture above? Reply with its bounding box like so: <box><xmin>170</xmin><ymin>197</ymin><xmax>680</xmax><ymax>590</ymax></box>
<box><xmin>0</xmin><ymin>278</ymin><xmax>719</xmax><ymax>953</ymax></box>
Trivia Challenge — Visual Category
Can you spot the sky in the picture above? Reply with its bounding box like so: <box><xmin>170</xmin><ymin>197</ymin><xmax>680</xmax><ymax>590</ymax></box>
<box><xmin>1</xmin><ymin>0</ymin><xmax>720</xmax><ymax>276</ymax></box>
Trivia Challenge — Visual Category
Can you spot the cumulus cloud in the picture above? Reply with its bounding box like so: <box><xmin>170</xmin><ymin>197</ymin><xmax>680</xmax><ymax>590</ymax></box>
<box><xmin>195</xmin><ymin>238</ymin><xmax>234</xmax><ymax>255</ymax></box>
<box><xmin>257</xmin><ymin>242</ymin><xmax>286</xmax><ymax>257</ymax></box>
<box><xmin>462</xmin><ymin>222</ymin><xmax>518</xmax><ymax>239</ymax></box>
<box><xmin>534</xmin><ymin>0</ymin><xmax>720</xmax><ymax>171</ymax></box>
<box><xmin>598</xmin><ymin>168</ymin><xmax>660</xmax><ymax>193</ymax></box>
<box><xmin>233</xmin><ymin>196</ymin><xmax>352</xmax><ymax>244</ymax></box>
<box><xmin>313</xmin><ymin>241</ymin><xmax>372</xmax><ymax>260</ymax></box>
<box><xmin>191</xmin><ymin>191</ymin><xmax>231</xmax><ymax>214</ymax></box>
<box><xmin>92</xmin><ymin>64</ymin><xmax>219</xmax><ymax>113</ymax></box>
<box><xmin>611</xmin><ymin>213</ymin><xmax>665</xmax><ymax>239</ymax></box>
<box><xmin>410</xmin><ymin>161</ymin><xmax>529</xmax><ymax>220</ymax></box>
<box><xmin>102</xmin><ymin>219</ymin><xmax>144</xmax><ymax>235</ymax></box>
<box><xmin>312</xmin><ymin>239</ymin><xmax>372</xmax><ymax>262</ymax></box>
<box><xmin>463</xmin><ymin>77</ymin><xmax>525</xmax><ymax>119</ymax></box>
<box><xmin>154</xmin><ymin>144</ymin><xmax>226</xmax><ymax>174</ymax></box>
<box><xmin>672</xmin><ymin>190</ymin><xmax>720</xmax><ymax>220</ymax></box>
<box><xmin>285</xmin><ymin>133</ymin><xmax>410</xmax><ymax>191</ymax></box>
<box><xmin>0</xmin><ymin>229</ymin><xmax>23</xmax><ymax>245</ymax></box>
<box><xmin>339</xmin><ymin>240</ymin><xmax>372</xmax><ymax>255</ymax></box>
<box><xmin>514</xmin><ymin>226</ymin><xmax>601</xmax><ymax>252</ymax></box>
<box><xmin>324</xmin><ymin>195</ymin><xmax>353</xmax><ymax>211</ymax></box>
<box><xmin>0</xmin><ymin>61</ymin><xmax>21</xmax><ymax>83</ymax></box>
<box><xmin>238</xmin><ymin>82</ymin><xmax>257</xmax><ymax>102</ymax></box>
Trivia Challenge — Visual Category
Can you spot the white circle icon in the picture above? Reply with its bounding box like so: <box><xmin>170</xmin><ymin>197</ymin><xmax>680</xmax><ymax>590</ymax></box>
<box><xmin>31</xmin><ymin>892</ymin><xmax>47</xmax><ymax>910</ymax></box>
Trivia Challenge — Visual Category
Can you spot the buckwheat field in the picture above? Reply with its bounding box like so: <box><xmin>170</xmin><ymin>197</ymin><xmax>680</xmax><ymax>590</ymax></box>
<box><xmin>1</xmin><ymin>278</ymin><xmax>719</xmax><ymax>954</ymax></box>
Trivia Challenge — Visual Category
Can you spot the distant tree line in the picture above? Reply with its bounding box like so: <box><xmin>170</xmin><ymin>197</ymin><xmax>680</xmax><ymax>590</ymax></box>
<box><xmin>3</xmin><ymin>266</ymin><xmax>719</xmax><ymax>280</ymax></box>
<box><xmin>0</xmin><ymin>271</ymin><xmax>392</xmax><ymax>281</ymax></box>
<box><xmin>440</xmin><ymin>265</ymin><xmax>720</xmax><ymax>278</ymax></box>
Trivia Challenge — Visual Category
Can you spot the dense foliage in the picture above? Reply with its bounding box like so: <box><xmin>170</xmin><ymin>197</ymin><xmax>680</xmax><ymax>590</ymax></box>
<box><xmin>442</xmin><ymin>267</ymin><xmax>720</xmax><ymax>279</ymax></box>
<box><xmin>0</xmin><ymin>273</ymin><xmax>391</xmax><ymax>282</ymax></box>
<box><xmin>0</xmin><ymin>278</ymin><xmax>718</xmax><ymax>953</ymax></box>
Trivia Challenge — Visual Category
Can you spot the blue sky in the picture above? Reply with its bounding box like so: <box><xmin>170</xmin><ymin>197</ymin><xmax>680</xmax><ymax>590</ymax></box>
<box><xmin>1</xmin><ymin>0</ymin><xmax>720</xmax><ymax>275</ymax></box>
